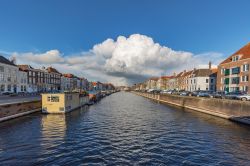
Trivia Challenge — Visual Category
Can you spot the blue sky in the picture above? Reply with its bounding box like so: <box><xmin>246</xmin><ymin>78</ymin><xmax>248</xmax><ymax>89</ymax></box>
<box><xmin>0</xmin><ymin>0</ymin><xmax>250</xmax><ymax>85</ymax></box>
<box><xmin>0</xmin><ymin>0</ymin><xmax>249</xmax><ymax>55</ymax></box>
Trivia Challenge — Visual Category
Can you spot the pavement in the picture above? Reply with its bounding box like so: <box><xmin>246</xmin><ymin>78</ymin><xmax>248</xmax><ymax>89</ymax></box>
<box><xmin>0</xmin><ymin>95</ymin><xmax>41</xmax><ymax>105</ymax></box>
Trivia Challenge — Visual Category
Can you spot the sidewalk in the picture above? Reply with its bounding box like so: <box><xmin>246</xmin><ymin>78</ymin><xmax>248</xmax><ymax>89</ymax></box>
<box><xmin>0</xmin><ymin>95</ymin><xmax>41</xmax><ymax>105</ymax></box>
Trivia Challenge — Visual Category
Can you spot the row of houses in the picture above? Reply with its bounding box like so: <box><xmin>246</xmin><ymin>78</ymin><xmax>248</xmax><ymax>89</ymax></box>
<box><xmin>0</xmin><ymin>56</ymin><xmax>115</xmax><ymax>94</ymax></box>
<box><xmin>134</xmin><ymin>42</ymin><xmax>250</xmax><ymax>94</ymax></box>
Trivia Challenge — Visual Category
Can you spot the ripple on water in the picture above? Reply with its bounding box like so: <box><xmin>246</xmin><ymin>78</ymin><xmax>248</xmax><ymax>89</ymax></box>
<box><xmin>0</xmin><ymin>92</ymin><xmax>250</xmax><ymax>165</ymax></box>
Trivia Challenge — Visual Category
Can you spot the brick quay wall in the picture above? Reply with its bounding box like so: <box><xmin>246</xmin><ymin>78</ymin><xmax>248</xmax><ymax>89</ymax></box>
<box><xmin>133</xmin><ymin>92</ymin><xmax>250</xmax><ymax>125</ymax></box>
<box><xmin>0</xmin><ymin>100</ymin><xmax>41</xmax><ymax>122</ymax></box>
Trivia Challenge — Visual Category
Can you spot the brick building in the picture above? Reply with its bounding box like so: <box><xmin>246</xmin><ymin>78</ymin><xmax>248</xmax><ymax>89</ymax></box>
<box><xmin>217</xmin><ymin>43</ymin><xmax>250</xmax><ymax>93</ymax></box>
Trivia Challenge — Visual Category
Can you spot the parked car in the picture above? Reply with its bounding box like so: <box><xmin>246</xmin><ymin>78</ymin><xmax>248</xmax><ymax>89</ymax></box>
<box><xmin>224</xmin><ymin>91</ymin><xmax>246</xmax><ymax>100</ymax></box>
<box><xmin>236</xmin><ymin>94</ymin><xmax>250</xmax><ymax>101</ymax></box>
<box><xmin>191</xmin><ymin>91</ymin><xmax>200</xmax><ymax>97</ymax></box>
<box><xmin>196</xmin><ymin>91</ymin><xmax>213</xmax><ymax>98</ymax></box>
<box><xmin>212</xmin><ymin>91</ymin><xmax>226</xmax><ymax>99</ymax></box>
<box><xmin>2</xmin><ymin>92</ymin><xmax>12</xmax><ymax>95</ymax></box>
<box><xmin>147</xmin><ymin>89</ymin><xmax>155</xmax><ymax>93</ymax></box>
<box><xmin>179</xmin><ymin>91</ymin><xmax>192</xmax><ymax>96</ymax></box>
<box><xmin>161</xmin><ymin>90</ymin><xmax>174</xmax><ymax>94</ymax></box>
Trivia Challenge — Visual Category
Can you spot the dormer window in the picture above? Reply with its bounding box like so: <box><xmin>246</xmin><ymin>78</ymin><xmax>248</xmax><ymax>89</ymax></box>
<box><xmin>232</xmin><ymin>55</ymin><xmax>239</xmax><ymax>62</ymax></box>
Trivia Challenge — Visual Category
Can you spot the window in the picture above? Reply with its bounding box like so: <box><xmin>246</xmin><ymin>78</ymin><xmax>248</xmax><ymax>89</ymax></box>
<box><xmin>206</xmin><ymin>79</ymin><xmax>208</xmax><ymax>83</ymax></box>
<box><xmin>242</xmin><ymin>75</ymin><xmax>249</xmax><ymax>82</ymax></box>
<box><xmin>7</xmin><ymin>85</ymin><xmax>11</xmax><ymax>91</ymax></box>
<box><xmin>21</xmin><ymin>85</ymin><xmax>23</xmax><ymax>91</ymax></box>
<box><xmin>221</xmin><ymin>68</ymin><xmax>225</xmax><ymax>74</ymax></box>
<box><xmin>243</xmin><ymin>86</ymin><xmax>248</xmax><ymax>92</ymax></box>
<box><xmin>232</xmin><ymin>56</ymin><xmax>239</xmax><ymax>62</ymax></box>
<box><xmin>0</xmin><ymin>66</ymin><xmax>4</xmax><ymax>72</ymax></box>
<box><xmin>47</xmin><ymin>96</ymin><xmax>59</xmax><ymax>102</ymax></box>
<box><xmin>24</xmin><ymin>86</ymin><xmax>26</xmax><ymax>92</ymax></box>
<box><xmin>224</xmin><ymin>78</ymin><xmax>229</xmax><ymax>85</ymax></box>
<box><xmin>7</xmin><ymin>74</ymin><xmax>11</xmax><ymax>82</ymax></box>
<box><xmin>0</xmin><ymin>73</ymin><xmax>4</xmax><ymax>81</ymax></box>
<box><xmin>211</xmin><ymin>78</ymin><xmax>214</xmax><ymax>83</ymax></box>
<box><xmin>231</xmin><ymin>67</ymin><xmax>240</xmax><ymax>74</ymax></box>
<box><xmin>0</xmin><ymin>85</ymin><xmax>4</xmax><ymax>92</ymax></box>
<box><xmin>67</xmin><ymin>95</ymin><xmax>72</xmax><ymax>100</ymax></box>
<box><xmin>242</xmin><ymin>64</ymin><xmax>249</xmax><ymax>72</ymax></box>
<box><xmin>231</xmin><ymin>77</ymin><xmax>239</xmax><ymax>84</ymax></box>
<box><xmin>224</xmin><ymin>69</ymin><xmax>230</xmax><ymax>76</ymax></box>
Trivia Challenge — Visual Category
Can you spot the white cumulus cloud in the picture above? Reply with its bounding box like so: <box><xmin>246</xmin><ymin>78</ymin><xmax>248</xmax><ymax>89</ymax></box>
<box><xmin>8</xmin><ymin>34</ymin><xmax>225</xmax><ymax>85</ymax></box>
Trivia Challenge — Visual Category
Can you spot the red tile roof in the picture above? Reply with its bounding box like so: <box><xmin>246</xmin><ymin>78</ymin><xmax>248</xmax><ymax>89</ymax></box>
<box><xmin>47</xmin><ymin>67</ymin><xmax>61</xmax><ymax>74</ymax></box>
<box><xmin>220</xmin><ymin>42</ymin><xmax>250</xmax><ymax>64</ymax></box>
<box><xmin>63</xmin><ymin>73</ymin><xmax>75</xmax><ymax>78</ymax></box>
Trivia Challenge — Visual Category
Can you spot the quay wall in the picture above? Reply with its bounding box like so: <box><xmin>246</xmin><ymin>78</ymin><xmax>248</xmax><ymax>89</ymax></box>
<box><xmin>133</xmin><ymin>92</ymin><xmax>250</xmax><ymax>125</ymax></box>
<box><xmin>0</xmin><ymin>100</ymin><xmax>41</xmax><ymax>122</ymax></box>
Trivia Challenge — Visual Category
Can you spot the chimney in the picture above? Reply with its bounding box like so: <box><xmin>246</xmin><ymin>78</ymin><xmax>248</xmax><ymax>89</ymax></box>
<box><xmin>184</xmin><ymin>70</ymin><xmax>186</xmax><ymax>73</ymax></box>
<box><xmin>209</xmin><ymin>61</ymin><xmax>212</xmax><ymax>70</ymax></box>
<box><xmin>10</xmin><ymin>57</ymin><xmax>16</xmax><ymax>65</ymax></box>
<box><xmin>173</xmin><ymin>72</ymin><xmax>176</xmax><ymax>76</ymax></box>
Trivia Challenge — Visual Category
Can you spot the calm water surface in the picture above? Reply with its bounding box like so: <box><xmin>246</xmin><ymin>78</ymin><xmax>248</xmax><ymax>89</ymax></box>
<box><xmin>0</xmin><ymin>92</ymin><xmax>250</xmax><ymax>165</ymax></box>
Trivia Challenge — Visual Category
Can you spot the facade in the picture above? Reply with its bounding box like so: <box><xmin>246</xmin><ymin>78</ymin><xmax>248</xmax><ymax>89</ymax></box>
<box><xmin>18</xmin><ymin>65</ymin><xmax>42</xmax><ymax>92</ymax></box>
<box><xmin>17</xmin><ymin>68</ymin><xmax>28</xmax><ymax>93</ymax></box>
<box><xmin>61</xmin><ymin>74</ymin><xmax>73</xmax><ymax>91</ymax></box>
<box><xmin>217</xmin><ymin>43</ymin><xmax>250</xmax><ymax>93</ymax></box>
<box><xmin>146</xmin><ymin>77</ymin><xmax>158</xmax><ymax>90</ymax></box>
<box><xmin>18</xmin><ymin>65</ymin><xmax>62</xmax><ymax>93</ymax></box>
<box><xmin>156</xmin><ymin>76</ymin><xmax>172</xmax><ymax>90</ymax></box>
<box><xmin>46</xmin><ymin>67</ymin><xmax>61</xmax><ymax>91</ymax></box>
<box><xmin>0</xmin><ymin>56</ymin><xmax>18</xmax><ymax>93</ymax></box>
<box><xmin>61</xmin><ymin>74</ymin><xmax>79</xmax><ymax>91</ymax></box>
<box><xmin>42</xmin><ymin>92</ymin><xmax>89</xmax><ymax>113</ymax></box>
<box><xmin>167</xmin><ymin>76</ymin><xmax>177</xmax><ymax>90</ymax></box>
<box><xmin>188</xmin><ymin>68</ymin><xmax>217</xmax><ymax>92</ymax></box>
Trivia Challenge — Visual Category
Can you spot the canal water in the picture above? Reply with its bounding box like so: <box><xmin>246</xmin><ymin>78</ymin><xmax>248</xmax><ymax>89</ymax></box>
<box><xmin>0</xmin><ymin>92</ymin><xmax>250</xmax><ymax>165</ymax></box>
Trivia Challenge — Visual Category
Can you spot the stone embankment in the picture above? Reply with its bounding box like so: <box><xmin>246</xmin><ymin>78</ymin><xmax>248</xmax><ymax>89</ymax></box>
<box><xmin>133</xmin><ymin>92</ymin><xmax>250</xmax><ymax>125</ymax></box>
<box><xmin>0</xmin><ymin>100</ymin><xmax>41</xmax><ymax>122</ymax></box>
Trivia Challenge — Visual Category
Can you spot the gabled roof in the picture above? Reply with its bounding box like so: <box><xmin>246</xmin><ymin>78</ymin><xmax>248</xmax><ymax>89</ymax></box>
<box><xmin>220</xmin><ymin>42</ymin><xmax>250</xmax><ymax>64</ymax></box>
<box><xmin>63</xmin><ymin>73</ymin><xmax>75</xmax><ymax>78</ymax></box>
<box><xmin>0</xmin><ymin>55</ymin><xmax>16</xmax><ymax>66</ymax></box>
<box><xmin>176</xmin><ymin>72</ymin><xmax>184</xmax><ymax>78</ymax></box>
<box><xmin>148</xmin><ymin>77</ymin><xmax>159</xmax><ymax>81</ymax></box>
<box><xmin>18</xmin><ymin>65</ymin><xmax>34</xmax><ymax>71</ymax></box>
<box><xmin>182</xmin><ymin>70</ymin><xmax>193</xmax><ymax>77</ymax></box>
<box><xmin>160</xmin><ymin>76</ymin><xmax>173</xmax><ymax>79</ymax></box>
<box><xmin>193</xmin><ymin>69</ymin><xmax>212</xmax><ymax>77</ymax></box>
<box><xmin>47</xmin><ymin>67</ymin><xmax>61</xmax><ymax>74</ymax></box>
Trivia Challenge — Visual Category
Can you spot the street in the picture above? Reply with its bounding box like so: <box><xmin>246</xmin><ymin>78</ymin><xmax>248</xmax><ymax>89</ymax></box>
<box><xmin>0</xmin><ymin>95</ymin><xmax>41</xmax><ymax>105</ymax></box>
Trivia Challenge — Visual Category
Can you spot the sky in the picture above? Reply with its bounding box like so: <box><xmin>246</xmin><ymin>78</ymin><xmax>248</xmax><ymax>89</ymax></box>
<box><xmin>0</xmin><ymin>0</ymin><xmax>250</xmax><ymax>85</ymax></box>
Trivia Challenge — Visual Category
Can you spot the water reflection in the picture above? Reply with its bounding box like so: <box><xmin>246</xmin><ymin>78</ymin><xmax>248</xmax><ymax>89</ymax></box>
<box><xmin>0</xmin><ymin>92</ymin><xmax>250</xmax><ymax>165</ymax></box>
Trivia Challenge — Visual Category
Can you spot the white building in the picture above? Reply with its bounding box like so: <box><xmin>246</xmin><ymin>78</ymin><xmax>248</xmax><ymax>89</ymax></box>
<box><xmin>0</xmin><ymin>56</ymin><xmax>18</xmax><ymax>94</ymax></box>
<box><xmin>17</xmin><ymin>69</ymin><xmax>28</xmax><ymax>93</ymax></box>
<box><xmin>188</xmin><ymin>68</ymin><xmax>217</xmax><ymax>92</ymax></box>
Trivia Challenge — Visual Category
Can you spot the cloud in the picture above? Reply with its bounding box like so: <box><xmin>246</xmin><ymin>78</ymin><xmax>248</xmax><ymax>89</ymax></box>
<box><xmin>9</xmin><ymin>34</ymin><xmax>225</xmax><ymax>86</ymax></box>
<box><xmin>12</xmin><ymin>50</ymin><xmax>64</xmax><ymax>64</ymax></box>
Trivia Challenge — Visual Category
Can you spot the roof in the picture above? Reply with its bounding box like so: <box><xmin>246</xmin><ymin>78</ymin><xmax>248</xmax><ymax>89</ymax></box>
<box><xmin>160</xmin><ymin>76</ymin><xmax>173</xmax><ymax>79</ymax></box>
<box><xmin>63</xmin><ymin>73</ymin><xmax>75</xmax><ymax>78</ymax></box>
<box><xmin>47</xmin><ymin>67</ymin><xmax>61</xmax><ymax>74</ymax></box>
<box><xmin>18</xmin><ymin>65</ymin><xmax>34</xmax><ymax>71</ymax></box>
<box><xmin>193</xmin><ymin>69</ymin><xmax>212</xmax><ymax>77</ymax></box>
<box><xmin>220</xmin><ymin>42</ymin><xmax>250</xmax><ymax>64</ymax></box>
<box><xmin>0</xmin><ymin>56</ymin><xmax>16</xmax><ymax>66</ymax></box>
<box><xmin>148</xmin><ymin>77</ymin><xmax>159</xmax><ymax>81</ymax></box>
<box><xmin>176</xmin><ymin>72</ymin><xmax>184</xmax><ymax>78</ymax></box>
